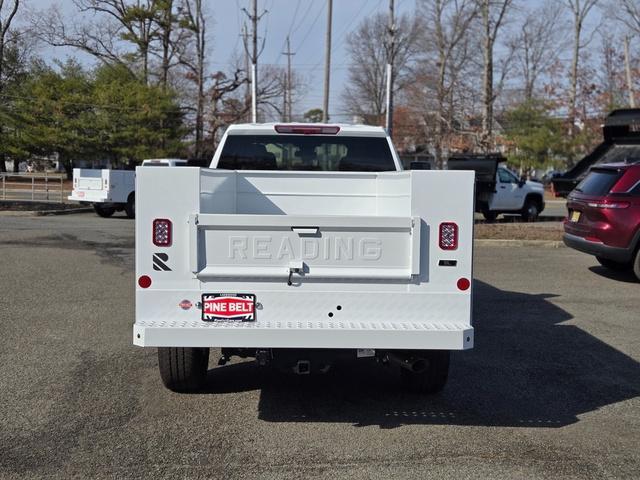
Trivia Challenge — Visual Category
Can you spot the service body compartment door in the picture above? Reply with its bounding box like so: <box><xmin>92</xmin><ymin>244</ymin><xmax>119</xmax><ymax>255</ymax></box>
<box><xmin>190</xmin><ymin>214</ymin><xmax>421</xmax><ymax>281</ymax></box>
<box><xmin>76</xmin><ymin>169</ymin><xmax>104</xmax><ymax>190</ymax></box>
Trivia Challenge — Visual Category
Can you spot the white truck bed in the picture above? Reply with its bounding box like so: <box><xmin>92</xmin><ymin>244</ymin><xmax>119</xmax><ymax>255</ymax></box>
<box><xmin>133</xmin><ymin>167</ymin><xmax>475</xmax><ymax>350</ymax></box>
<box><xmin>68</xmin><ymin>168</ymin><xmax>134</xmax><ymax>204</ymax></box>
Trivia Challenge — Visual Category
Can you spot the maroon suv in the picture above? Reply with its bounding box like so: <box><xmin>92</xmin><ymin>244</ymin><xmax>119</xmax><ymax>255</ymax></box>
<box><xmin>564</xmin><ymin>163</ymin><xmax>640</xmax><ymax>280</ymax></box>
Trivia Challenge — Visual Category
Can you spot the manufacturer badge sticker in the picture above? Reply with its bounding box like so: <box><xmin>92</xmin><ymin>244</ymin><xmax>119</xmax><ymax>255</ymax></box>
<box><xmin>178</xmin><ymin>299</ymin><xmax>192</xmax><ymax>310</ymax></box>
<box><xmin>152</xmin><ymin>253</ymin><xmax>171</xmax><ymax>271</ymax></box>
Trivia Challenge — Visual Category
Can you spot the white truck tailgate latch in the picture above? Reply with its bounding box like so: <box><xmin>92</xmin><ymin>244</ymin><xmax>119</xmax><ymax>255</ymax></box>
<box><xmin>287</xmin><ymin>260</ymin><xmax>304</xmax><ymax>286</ymax></box>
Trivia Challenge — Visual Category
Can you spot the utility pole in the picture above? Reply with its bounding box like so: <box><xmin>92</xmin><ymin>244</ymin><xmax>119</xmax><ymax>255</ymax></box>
<box><xmin>240</xmin><ymin>23</ymin><xmax>251</xmax><ymax>122</ymax></box>
<box><xmin>624</xmin><ymin>35</ymin><xmax>636</xmax><ymax>108</ymax></box>
<box><xmin>242</xmin><ymin>0</ymin><xmax>267</xmax><ymax>123</ymax></box>
<box><xmin>282</xmin><ymin>35</ymin><xmax>295</xmax><ymax>121</ymax></box>
<box><xmin>322</xmin><ymin>0</ymin><xmax>333</xmax><ymax>123</ymax></box>
<box><xmin>385</xmin><ymin>0</ymin><xmax>395</xmax><ymax>137</ymax></box>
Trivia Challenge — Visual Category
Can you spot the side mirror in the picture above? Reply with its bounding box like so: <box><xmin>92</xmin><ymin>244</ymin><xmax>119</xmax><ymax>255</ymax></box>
<box><xmin>518</xmin><ymin>178</ymin><xmax>526</xmax><ymax>187</ymax></box>
<box><xmin>410</xmin><ymin>161</ymin><xmax>431</xmax><ymax>170</ymax></box>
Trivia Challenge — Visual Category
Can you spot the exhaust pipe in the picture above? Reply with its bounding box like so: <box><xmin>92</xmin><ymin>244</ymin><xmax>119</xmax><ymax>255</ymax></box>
<box><xmin>386</xmin><ymin>352</ymin><xmax>428</xmax><ymax>373</ymax></box>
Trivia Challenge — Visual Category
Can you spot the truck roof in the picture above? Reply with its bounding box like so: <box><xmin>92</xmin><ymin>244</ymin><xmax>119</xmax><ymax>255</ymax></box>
<box><xmin>225</xmin><ymin>123</ymin><xmax>388</xmax><ymax>137</ymax></box>
<box><xmin>142</xmin><ymin>158</ymin><xmax>188</xmax><ymax>163</ymax></box>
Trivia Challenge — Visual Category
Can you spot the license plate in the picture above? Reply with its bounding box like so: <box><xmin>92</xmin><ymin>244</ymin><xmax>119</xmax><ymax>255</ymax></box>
<box><xmin>570</xmin><ymin>211</ymin><xmax>581</xmax><ymax>222</ymax></box>
<box><xmin>202</xmin><ymin>293</ymin><xmax>256</xmax><ymax>322</ymax></box>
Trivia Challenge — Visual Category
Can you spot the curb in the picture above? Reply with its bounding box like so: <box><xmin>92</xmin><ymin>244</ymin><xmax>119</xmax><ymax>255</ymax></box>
<box><xmin>475</xmin><ymin>239</ymin><xmax>565</xmax><ymax>248</ymax></box>
<box><xmin>475</xmin><ymin>216</ymin><xmax>565</xmax><ymax>224</ymax></box>
<box><xmin>0</xmin><ymin>207</ymin><xmax>92</xmax><ymax>217</ymax></box>
<box><xmin>37</xmin><ymin>207</ymin><xmax>93</xmax><ymax>216</ymax></box>
<box><xmin>0</xmin><ymin>211</ymin><xmax>35</xmax><ymax>217</ymax></box>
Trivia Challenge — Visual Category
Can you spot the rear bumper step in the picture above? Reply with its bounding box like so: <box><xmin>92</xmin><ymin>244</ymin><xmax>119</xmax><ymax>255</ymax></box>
<box><xmin>133</xmin><ymin>320</ymin><xmax>473</xmax><ymax>350</ymax></box>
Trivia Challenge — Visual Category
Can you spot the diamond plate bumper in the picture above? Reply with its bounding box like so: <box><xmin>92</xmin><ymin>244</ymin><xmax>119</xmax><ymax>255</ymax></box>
<box><xmin>133</xmin><ymin>319</ymin><xmax>473</xmax><ymax>350</ymax></box>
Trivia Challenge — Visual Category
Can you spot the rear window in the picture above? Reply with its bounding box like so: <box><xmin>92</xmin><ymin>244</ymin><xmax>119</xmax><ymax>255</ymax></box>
<box><xmin>575</xmin><ymin>169</ymin><xmax>622</xmax><ymax>195</ymax></box>
<box><xmin>217</xmin><ymin>135</ymin><xmax>396</xmax><ymax>172</ymax></box>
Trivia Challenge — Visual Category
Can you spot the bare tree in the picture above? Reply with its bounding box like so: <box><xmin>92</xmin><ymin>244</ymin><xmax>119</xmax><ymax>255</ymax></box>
<box><xmin>0</xmin><ymin>0</ymin><xmax>19</xmax><ymax>88</ymax></box>
<box><xmin>477</xmin><ymin>0</ymin><xmax>513</xmax><ymax>149</ymax></box>
<box><xmin>510</xmin><ymin>1</ymin><xmax>567</xmax><ymax>101</ymax></box>
<box><xmin>204</xmin><ymin>63</ymin><xmax>301</xmax><ymax>152</ymax></box>
<box><xmin>417</xmin><ymin>0</ymin><xmax>478</xmax><ymax>168</ymax></box>
<box><xmin>597</xmin><ymin>32</ymin><xmax>627</xmax><ymax>111</ymax></box>
<box><xmin>609</xmin><ymin>0</ymin><xmax>640</xmax><ymax>33</ymax></box>
<box><xmin>34</xmin><ymin>0</ymin><xmax>160</xmax><ymax>84</ymax></box>
<box><xmin>157</xmin><ymin>0</ymin><xmax>173</xmax><ymax>88</ymax></box>
<box><xmin>151</xmin><ymin>0</ymin><xmax>191</xmax><ymax>88</ymax></box>
<box><xmin>0</xmin><ymin>0</ymin><xmax>20</xmax><ymax>173</ymax></box>
<box><xmin>606</xmin><ymin>0</ymin><xmax>640</xmax><ymax>107</ymax></box>
<box><xmin>341</xmin><ymin>12</ymin><xmax>420</xmax><ymax>125</ymax></box>
<box><xmin>565</xmin><ymin>0</ymin><xmax>599</xmax><ymax>139</ymax></box>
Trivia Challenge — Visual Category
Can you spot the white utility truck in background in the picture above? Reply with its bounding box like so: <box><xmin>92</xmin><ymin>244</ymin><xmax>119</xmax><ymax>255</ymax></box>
<box><xmin>133</xmin><ymin>124</ymin><xmax>475</xmax><ymax>394</ymax></box>
<box><xmin>448</xmin><ymin>154</ymin><xmax>545</xmax><ymax>222</ymax></box>
<box><xmin>68</xmin><ymin>158</ymin><xmax>188</xmax><ymax>218</ymax></box>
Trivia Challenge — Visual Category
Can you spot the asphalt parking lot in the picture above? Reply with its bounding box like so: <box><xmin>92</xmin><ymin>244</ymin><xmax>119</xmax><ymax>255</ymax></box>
<box><xmin>1</xmin><ymin>213</ymin><xmax>638</xmax><ymax>479</ymax></box>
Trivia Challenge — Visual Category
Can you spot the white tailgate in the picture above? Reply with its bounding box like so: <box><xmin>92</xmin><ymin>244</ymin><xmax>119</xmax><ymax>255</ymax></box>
<box><xmin>78</xmin><ymin>178</ymin><xmax>102</xmax><ymax>190</ymax></box>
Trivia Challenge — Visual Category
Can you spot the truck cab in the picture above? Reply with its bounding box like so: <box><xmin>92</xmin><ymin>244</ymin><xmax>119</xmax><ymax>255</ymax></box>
<box><xmin>141</xmin><ymin>159</ymin><xmax>189</xmax><ymax>167</ymax></box>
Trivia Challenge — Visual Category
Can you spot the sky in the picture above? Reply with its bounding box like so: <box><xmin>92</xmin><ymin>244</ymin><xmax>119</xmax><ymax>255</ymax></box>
<box><xmin>28</xmin><ymin>0</ymin><xmax>415</xmax><ymax>120</ymax></box>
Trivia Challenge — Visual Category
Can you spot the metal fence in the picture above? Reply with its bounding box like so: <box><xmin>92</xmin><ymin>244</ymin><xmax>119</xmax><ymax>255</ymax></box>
<box><xmin>0</xmin><ymin>172</ymin><xmax>71</xmax><ymax>203</ymax></box>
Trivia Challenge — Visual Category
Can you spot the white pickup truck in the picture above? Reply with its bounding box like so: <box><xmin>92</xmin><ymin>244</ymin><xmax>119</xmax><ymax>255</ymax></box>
<box><xmin>68</xmin><ymin>159</ymin><xmax>188</xmax><ymax>218</ymax></box>
<box><xmin>133</xmin><ymin>124</ymin><xmax>475</xmax><ymax>394</ymax></box>
<box><xmin>449</xmin><ymin>155</ymin><xmax>546</xmax><ymax>221</ymax></box>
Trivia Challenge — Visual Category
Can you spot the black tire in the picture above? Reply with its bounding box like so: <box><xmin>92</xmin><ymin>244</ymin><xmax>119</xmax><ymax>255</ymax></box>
<box><xmin>632</xmin><ymin>248</ymin><xmax>640</xmax><ymax>281</ymax></box>
<box><xmin>93</xmin><ymin>204</ymin><xmax>116</xmax><ymax>218</ymax></box>
<box><xmin>521</xmin><ymin>198</ymin><xmax>539</xmax><ymax>222</ymax></box>
<box><xmin>399</xmin><ymin>350</ymin><xmax>450</xmax><ymax>394</ymax></box>
<box><xmin>158</xmin><ymin>347</ymin><xmax>210</xmax><ymax>392</ymax></box>
<box><xmin>596</xmin><ymin>256</ymin><xmax>631</xmax><ymax>271</ymax></box>
<box><xmin>482</xmin><ymin>210</ymin><xmax>498</xmax><ymax>222</ymax></box>
<box><xmin>125</xmin><ymin>193</ymin><xmax>135</xmax><ymax>219</ymax></box>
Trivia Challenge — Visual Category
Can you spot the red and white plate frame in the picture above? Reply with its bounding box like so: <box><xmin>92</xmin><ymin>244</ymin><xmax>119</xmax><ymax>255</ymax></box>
<box><xmin>201</xmin><ymin>293</ymin><xmax>256</xmax><ymax>322</ymax></box>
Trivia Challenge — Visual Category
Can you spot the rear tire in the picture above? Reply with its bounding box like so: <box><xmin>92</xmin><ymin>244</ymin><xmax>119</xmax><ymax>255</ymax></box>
<box><xmin>399</xmin><ymin>350</ymin><xmax>450</xmax><ymax>394</ymax></box>
<box><xmin>596</xmin><ymin>256</ymin><xmax>631</xmax><ymax>271</ymax></box>
<box><xmin>125</xmin><ymin>193</ymin><xmax>135</xmax><ymax>219</ymax></box>
<box><xmin>632</xmin><ymin>248</ymin><xmax>640</xmax><ymax>281</ymax></box>
<box><xmin>482</xmin><ymin>210</ymin><xmax>498</xmax><ymax>222</ymax></box>
<box><xmin>521</xmin><ymin>199</ymin><xmax>539</xmax><ymax>222</ymax></box>
<box><xmin>158</xmin><ymin>347</ymin><xmax>209</xmax><ymax>392</ymax></box>
<box><xmin>93</xmin><ymin>204</ymin><xmax>115</xmax><ymax>218</ymax></box>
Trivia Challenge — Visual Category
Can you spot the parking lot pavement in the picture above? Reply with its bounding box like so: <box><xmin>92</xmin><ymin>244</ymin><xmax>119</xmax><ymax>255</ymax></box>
<box><xmin>543</xmin><ymin>199</ymin><xmax>567</xmax><ymax>218</ymax></box>
<box><xmin>1</xmin><ymin>214</ymin><xmax>638</xmax><ymax>479</ymax></box>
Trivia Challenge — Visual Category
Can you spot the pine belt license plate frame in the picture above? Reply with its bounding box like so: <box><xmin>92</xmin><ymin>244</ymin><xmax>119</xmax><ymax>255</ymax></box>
<box><xmin>201</xmin><ymin>293</ymin><xmax>256</xmax><ymax>322</ymax></box>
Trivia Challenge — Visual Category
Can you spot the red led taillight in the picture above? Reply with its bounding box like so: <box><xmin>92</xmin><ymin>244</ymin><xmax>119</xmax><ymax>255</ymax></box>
<box><xmin>275</xmin><ymin>125</ymin><xmax>340</xmax><ymax>135</ymax></box>
<box><xmin>138</xmin><ymin>275</ymin><xmax>152</xmax><ymax>288</ymax></box>
<box><xmin>439</xmin><ymin>222</ymin><xmax>458</xmax><ymax>250</ymax></box>
<box><xmin>153</xmin><ymin>219</ymin><xmax>172</xmax><ymax>246</ymax></box>
<box><xmin>586</xmin><ymin>201</ymin><xmax>630</xmax><ymax>209</ymax></box>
